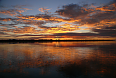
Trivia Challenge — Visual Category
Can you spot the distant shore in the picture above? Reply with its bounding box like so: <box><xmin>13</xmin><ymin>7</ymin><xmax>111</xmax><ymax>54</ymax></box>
<box><xmin>0</xmin><ymin>39</ymin><xmax>115</xmax><ymax>43</ymax></box>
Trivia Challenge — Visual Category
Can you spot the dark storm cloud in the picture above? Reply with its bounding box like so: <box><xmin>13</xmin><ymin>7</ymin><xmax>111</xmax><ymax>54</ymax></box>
<box><xmin>92</xmin><ymin>25</ymin><xmax>116</xmax><ymax>37</ymax></box>
<box><xmin>80</xmin><ymin>11</ymin><xmax>116</xmax><ymax>25</ymax></box>
<box><xmin>56</xmin><ymin>4</ymin><xmax>90</xmax><ymax>18</ymax></box>
<box><xmin>56</xmin><ymin>2</ymin><xmax>116</xmax><ymax>26</ymax></box>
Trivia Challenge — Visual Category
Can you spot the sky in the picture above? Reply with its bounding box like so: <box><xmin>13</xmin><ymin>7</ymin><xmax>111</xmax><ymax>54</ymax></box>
<box><xmin>0</xmin><ymin>0</ymin><xmax>116</xmax><ymax>40</ymax></box>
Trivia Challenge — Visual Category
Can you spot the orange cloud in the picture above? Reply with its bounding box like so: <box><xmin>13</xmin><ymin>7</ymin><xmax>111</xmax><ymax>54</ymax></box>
<box><xmin>96</xmin><ymin>3</ymin><xmax>116</xmax><ymax>12</ymax></box>
<box><xmin>1</xmin><ymin>27</ymin><xmax>38</xmax><ymax>34</ymax></box>
<box><xmin>0</xmin><ymin>2</ymin><xmax>116</xmax><ymax>40</ymax></box>
<box><xmin>0</xmin><ymin>5</ymin><xmax>31</xmax><ymax>17</ymax></box>
<box><xmin>17</xmin><ymin>15</ymin><xmax>80</xmax><ymax>24</ymax></box>
<box><xmin>38</xmin><ymin>7</ymin><xmax>51</xmax><ymax>14</ymax></box>
<box><xmin>0</xmin><ymin>9</ymin><xmax>24</xmax><ymax>16</ymax></box>
<box><xmin>38</xmin><ymin>24</ymin><xmax>80</xmax><ymax>34</ymax></box>
<box><xmin>39</xmin><ymin>7</ymin><xmax>50</xmax><ymax>12</ymax></box>
<box><xmin>0</xmin><ymin>18</ymin><xmax>11</xmax><ymax>22</ymax></box>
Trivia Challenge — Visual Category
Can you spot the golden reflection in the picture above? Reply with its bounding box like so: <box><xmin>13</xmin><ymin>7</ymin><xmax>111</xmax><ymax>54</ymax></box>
<box><xmin>37</xmin><ymin>41</ymin><xmax>116</xmax><ymax>46</ymax></box>
<box><xmin>0</xmin><ymin>41</ymin><xmax>116</xmax><ymax>76</ymax></box>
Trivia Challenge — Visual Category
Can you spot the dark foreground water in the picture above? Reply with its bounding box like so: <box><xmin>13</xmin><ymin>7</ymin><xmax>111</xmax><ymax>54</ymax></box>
<box><xmin>0</xmin><ymin>41</ymin><xmax>116</xmax><ymax>78</ymax></box>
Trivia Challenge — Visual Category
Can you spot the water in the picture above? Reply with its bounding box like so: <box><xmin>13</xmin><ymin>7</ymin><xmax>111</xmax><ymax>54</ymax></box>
<box><xmin>0</xmin><ymin>41</ymin><xmax>116</xmax><ymax>78</ymax></box>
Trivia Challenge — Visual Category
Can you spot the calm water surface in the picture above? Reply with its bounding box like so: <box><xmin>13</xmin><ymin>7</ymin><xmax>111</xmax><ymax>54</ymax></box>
<box><xmin>0</xmin><ymin>41</ymin><xmax>116</xmax><ymax>78</ymax></box>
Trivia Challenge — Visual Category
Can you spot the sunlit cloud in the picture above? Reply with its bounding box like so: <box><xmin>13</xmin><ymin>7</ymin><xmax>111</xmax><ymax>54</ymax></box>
<box><xmin>0</xmin><ymin>1</ymin><xmax>116</xmax><ymax>40</ymax></box>
<box><xmin>7</xmin><ymin>27</ymin><xmax>39</xmax><ymax>34</ymax></box>
<box><xmin>95</xmin><ymin>3</ymin><xmax>116</xmax><ymax>11</ymax></box>
<box><xmin>38</xmin><ymin>7</ymin><xmax>51</xmax><ymax>12</ymax></box>
<box><xmin>0</xmin><ymin>18</ymin><xmax>12</xmax><ymax>21</ymax></box>
<box><xmin>0</xmin><ymin>9</ymin><xmax>24</xmax><ymax>16</ymax></box>
<box><xmin>0</xmin><ymin>5</ymin><xmax>31</xmax><ymax>16</ymax></box>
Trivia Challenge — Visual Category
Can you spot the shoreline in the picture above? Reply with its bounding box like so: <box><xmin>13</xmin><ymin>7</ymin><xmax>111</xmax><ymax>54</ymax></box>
<box><xmin>0</xmin><ymin>40</ymin><xmax>115</xmax><ymax>43</ymax></box>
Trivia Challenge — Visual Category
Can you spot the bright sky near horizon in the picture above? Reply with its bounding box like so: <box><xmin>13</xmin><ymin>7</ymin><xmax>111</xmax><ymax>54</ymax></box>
<box><xmin>0</xmin><ymin>0</ymin><xmax>116</xmax><ymax>40</ymax></box>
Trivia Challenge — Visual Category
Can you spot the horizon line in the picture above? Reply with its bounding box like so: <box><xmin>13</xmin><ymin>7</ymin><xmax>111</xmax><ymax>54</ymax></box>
<box><xmin>0</xmin><ymin>39</ymin><xmax>115</xmax><ymax>42</ymax></box>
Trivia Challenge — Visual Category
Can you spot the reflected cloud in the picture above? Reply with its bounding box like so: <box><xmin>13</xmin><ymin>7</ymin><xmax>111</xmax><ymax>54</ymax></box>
<box><xmin>0</xmin><ymin>42</ymin><xmax>116</xmax><ymax>77</ymax></box>
<box><xmin>0</xmin><ymin>41</ymin><xmax>116</xmax><ymax>77</ymax></box>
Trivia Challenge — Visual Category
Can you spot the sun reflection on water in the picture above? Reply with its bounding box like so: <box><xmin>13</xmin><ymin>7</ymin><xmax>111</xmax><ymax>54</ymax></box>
<box><xmin>0</xmin><ymin>41</ymin><xmax>116</xmax><ymax>78</ymax></box>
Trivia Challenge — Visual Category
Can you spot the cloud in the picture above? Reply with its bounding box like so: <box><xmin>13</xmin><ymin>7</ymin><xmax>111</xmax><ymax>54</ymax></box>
<box><xmin>53</xmin><ymin>33</ymin><xmax>98</xmax><ymax>36</ymax></box>
<box><xmin>2</xmin><ymin>26</ymin><xmax>40</xmax><ymax>34</ymax></box>
<box><xmin>0</xmin><ymin>5</ymin><xmax>31</xmax><ymax>16</ymax></box>
<box><xmin>54</xmin><ymin>25</ymin><xmax>116</xmax><ymax>37</ymax></box>
<box><xmin>15</xmin><ymin>18</ymin><xmax>45</xmax><ymax>25</ymax></box>
<box><xmin>36</xmin><ymin>23</ymin><xmax>80</xmax><ymax>34</ymax></box>
<box><xmin>0</xmin><ymin>32</ymin><xmax>8</xmax><ymax>35</ymax></box>
<box><xmin>79</xmin><ymin>11</ymin><xmax>116</xmax><ymax>27</ymax></box>
<box><xmin>38</xmin><ymin>7</ymin><xmax>51</xmax><ymax>14</ymax></box>
<box><xmin>0</xmin><ymin>23</ymin><xmax>17</xmax><ymax>28</ymax></box>
<box><xmin>0</xmin><ymin>18</ymin><xmax>12</xmax><ymax>21</ymax></box>
<box><xmin>16</xmin><ymin>14</ymin><xmax>80</xmax><ymax>24</ymax></box>
<box><xmin>53</xmin><ymin>25</ymin><xmax>116</xmax><ymax>37</ymax></box>
<box><xmin>0</xmin><ymin>2</ymin><xmax>116</xmax><ymax>40</ymax></box>
<box><xmin>95</xmin><ymin>3</ymin><xmax>116</xmax><ymax>11</ymax></box>
<box><xmin>92</xmin><ymin>25</ymin><xmax>116</xmax><ymax>37</ymax></box>
<box><xmin>0</xmin><ymin>9</ymin><xmax>25</xmax><ymax>16</ymax></box>
<box><xmin>13</xmin><ymin>5</ymin><xmax>32</xmax><ymax>11</ymax></box>
<box><xmin>56</xmin><ymin>2</ymin><xmax>116</xmax><ymax>27</ymax></box>
<box><xmin>13</xmin><ymin>27</ymin><xmax>38</xmax><ymax>34</ymax></box>
<box><xmin>0</xmin><ymin>13</ymin><xmax>80</xmax><ymax>35</ymax></box>
<box><xmin>0</xmin><ymin>16</ymin><xmax>45</xmax><ymax>27</ymax></box>
<box><xmin>56</xmin><ymin>4</ymin><xmax>90</xmax><ymax>18</ymax></box>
